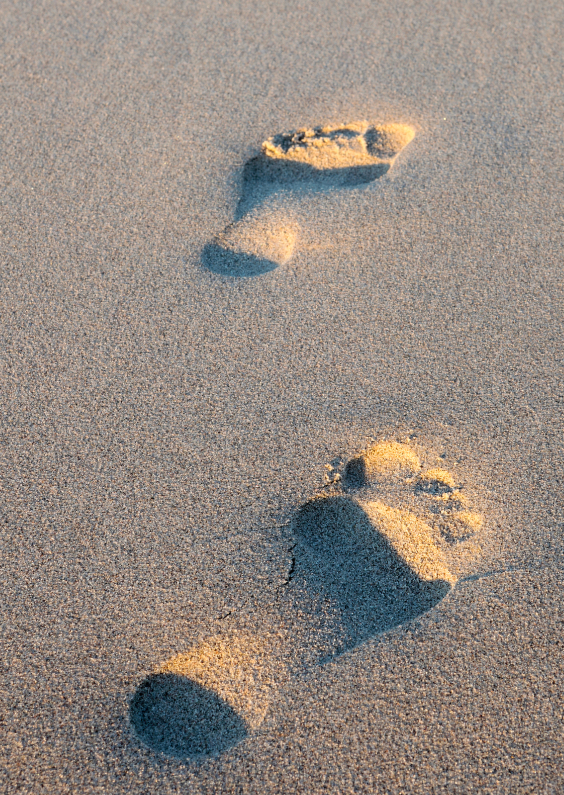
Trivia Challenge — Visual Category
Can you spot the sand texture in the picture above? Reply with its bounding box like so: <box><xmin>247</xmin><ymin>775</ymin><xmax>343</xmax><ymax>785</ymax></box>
<box><xmin>1</xmin><ymin>0</ymin><xmax>564</xmax><ymax>792</ymax></box>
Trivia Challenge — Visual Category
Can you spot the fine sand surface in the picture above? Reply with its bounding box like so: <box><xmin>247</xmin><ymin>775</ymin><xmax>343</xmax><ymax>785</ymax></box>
<box><xmin>1</xmin><ymin>0</ymin><xmax>564</xmax><ymax>793</ymax></box>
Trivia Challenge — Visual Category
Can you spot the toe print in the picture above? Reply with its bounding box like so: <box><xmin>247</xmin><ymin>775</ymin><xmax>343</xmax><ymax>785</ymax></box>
<box><xmin>343</xmin><ymin>440</ymin><xmax>486</xmax><ymax>574</ymax></box>
<box><xmin>130</xmin><ymin>438</ymin><xmax>485</xmax><ymax>759</ymax></box>
<box><xmin>343</xmin><ymin>440</ymin><xmax>422</xmax><ymax>488</ymax></box>
<box><xmin>202</xmin><ymin>122</ymin><xmax>415</xmax><ymax>276</ymax></box>
<box><xmin>414</xmin><ymin>468</ymin><xmax>484</xmax><ymax>543</ymax></box>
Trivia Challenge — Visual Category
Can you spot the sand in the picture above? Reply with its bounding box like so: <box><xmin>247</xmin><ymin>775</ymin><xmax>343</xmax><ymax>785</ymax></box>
<box><xmin>1</xmin><ymin>0</ymin><xmax>563</xmax><ymax>792</ymax></box>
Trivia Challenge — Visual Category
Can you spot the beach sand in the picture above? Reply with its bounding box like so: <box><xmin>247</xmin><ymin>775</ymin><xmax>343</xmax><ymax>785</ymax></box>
<box><xmin>0</xmin><ymin>0</ymin><xmax>563</xmax><ymax>792</ymax></box>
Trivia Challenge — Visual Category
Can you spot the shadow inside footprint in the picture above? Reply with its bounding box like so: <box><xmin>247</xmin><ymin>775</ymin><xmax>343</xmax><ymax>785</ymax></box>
<box><xmin>292</xmin><ymin>495</ymin><xmax>451</xmax><ymax>653</ymax></box>
<box><xmin>129</xmin><ymin>673</ymin><xmax>248</xmax><ymax>759</ymax></box>
<box><xmin>201</xmin><ymin>242</ymin><xmax>280</xmax><ymax>277</ymax></box>
<box><xmin>342</xmin><ymin>455</ymin><xmax>368</xmax><ymax>489</ymax></box>
<box><xmin>236</xmin><ymin>155</ymin><xmax>391</xmax><ymax>218</ymax></box>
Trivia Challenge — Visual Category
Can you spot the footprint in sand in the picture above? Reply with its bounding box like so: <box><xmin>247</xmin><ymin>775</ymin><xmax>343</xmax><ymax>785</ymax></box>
<box><xmin>201</xmin><ymin>122</ymin><xmax>415</xmax><ymax>276</ymax></box>
<box><xmin>129</xmin><ymin>439</ymin><xmax>485</xmax><ymax>759</ymax></box>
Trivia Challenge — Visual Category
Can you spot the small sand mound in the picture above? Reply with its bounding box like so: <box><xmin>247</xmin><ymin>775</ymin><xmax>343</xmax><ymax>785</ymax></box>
<box><xmin>262</xmin><ymin>122</ymin><xmax>415</xmax><ymax>170</ymax></box>
<box><xmin>456</xmin><ymin>511</ymin><xmax>483</xmax><ymax>531</ymax></box>
<box><xmin>344</xmin><ymin>441</ymin><xmax>421</xmax><ymax>489</ymax></box>
<box><xmin>364</xmin><ymin>441</ymin><xmax>421</xmax><ymax>476</ymax></box>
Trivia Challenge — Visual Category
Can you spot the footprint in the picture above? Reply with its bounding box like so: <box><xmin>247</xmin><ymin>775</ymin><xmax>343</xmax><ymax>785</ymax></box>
<box><xmin>201</xmin><ymin>122</ymin><xmax>415</xmax><ymax>276</ymax></box>
<box><xmin>130</xmin><ymin>439</ymin><xmax>484</xmax><ymax>759</ymax></box>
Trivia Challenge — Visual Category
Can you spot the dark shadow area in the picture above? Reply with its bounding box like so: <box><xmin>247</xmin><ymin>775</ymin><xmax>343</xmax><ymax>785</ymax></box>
<box><xmin>292</xmin><ymin>496</ymin><xmax>451</xmax><ymax>656</ymax></box>
<box><xmin>201</xmin><ymin>242</ymin><xmax>278</xmax><ymax>277</ymax></box>
<box><xmin>129</xmin><ymin>673</ymin><xmax>248</xmax><ymax>759</ymax></box>
<box><xmin>342</xmin><ymin>455</ymin><xmax>368</xmax><ymax>489</ymax></box>
<box><xmin>241</xmin><ymin>154</ymin><xmax>390</xmax><ymax>191</ymax></box>
<box><xmin>236</xmin><ymin>155</ymin><xmax>390</xmax><ymax>219</ymax></box>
